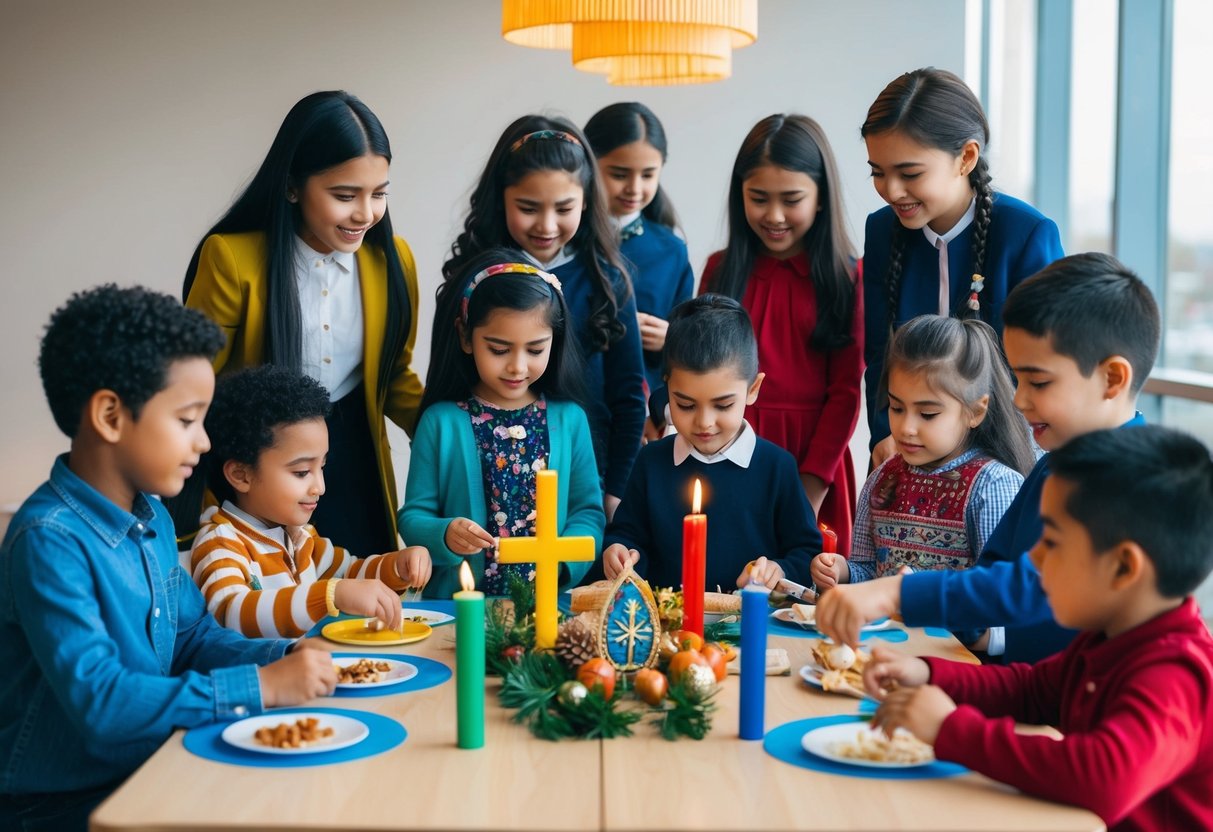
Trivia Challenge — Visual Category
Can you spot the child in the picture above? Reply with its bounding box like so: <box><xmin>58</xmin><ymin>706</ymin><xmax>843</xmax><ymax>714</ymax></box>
<box><xmin>584</xmin><ymin>102</ymin><xmax>695</xmax><ymax>394</ymax></box>
<box><xmin>866</xmin><ymin>426</ymin><xmax>1213</xmax><ymax>832</ymax></box>
<box><xmin>812</xmin><ymin>315</ymin><xmax>1033</xmax><ymax>588</ymax></box>
<box><xmin>399</xmin><ymin>249</ymin><xmax>605</xmax><ymax>597</ymax></box>
<box><xmin>0</xmin><ymin>286</ymin><xmax>335</xmax><ymax>829</ymax></box>
<box><xmin>182</xmin><ymin>90</ymin><xmax>423</xmax><ymax>558</ymax></box>
<box><xmin>190</xmin><ymin>365</ymin><xmax>432</xmax><ymax>638</ymax></box>
<box><xmin>700</xmin><ymin>114</ymin><xmax>863</xmax><ymax>553</ymax></box>
<box><xmin>861</xmin><ymin>68</ymin><xmax>1063</xmax><ymax>466</ymax></box>
<box><xmin>816</xmin><ymin>253</ymin><xmax>1160</xmax><ymax>664</ymax></box>
<box><xmin>444</xmin><ymin>115</ymin><xmax>645</xmax><ymax>521</ymax></box>
<box><xmin>604</xmin><ymin>294</ymin><xmax>823</xmax><ymax>591</ymax></box>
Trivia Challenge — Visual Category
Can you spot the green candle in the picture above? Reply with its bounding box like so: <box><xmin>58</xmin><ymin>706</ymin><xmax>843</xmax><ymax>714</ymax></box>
<box><xmin>454</xmin><ymin>561</ymin><xmax>485</xmax><ymax>749</ymax></box>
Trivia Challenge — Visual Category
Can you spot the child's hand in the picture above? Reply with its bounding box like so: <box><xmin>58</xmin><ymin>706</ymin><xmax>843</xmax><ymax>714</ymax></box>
<box><xmin>810</xmin><ymin>552</ymin><xmax>849</xmax><ymax>589</ymax></box>
<box><xmin>739</xmin><ymin>556</ymin><xmax>784</xmax><ymax>588</ymax></box>
<box><xmin>815</xmin><ymin>575</ymin><xmax>902</xmax><ymax>648</ymax></box>
<box><xmin>871</xmin><ymin>684</ymin><xmax>956</xmax><ymax>747</ymax></box>
<box><xmin>636</xmin><ymin>312</ymin><xmax>669</xmax><ymax>352</ymax></box>
<box><xmin>445</xmin><ymin>518</ymin><xmax>495</xmax><ymax>555</ymax></box>
<box><xmin>863</xmin><ymin>646</ymin><xmax>930</xmax><ymax>699</ymax></box>
<box><xmin>257</xmin><ymin>647</ymin><xmax>338</xmax><ymax>707</ymax></box>
<box><xmin>603</xmin><ymin>543</ymin><xmax>639</xmax><ymax>579</ymax></box>
<box><xmin>393</xmin><ymin>545</ymin><xmax>432</xmax><ymax>589</ymax></box>
<box><xmin>333</xmin><ymin>579</ymin><xmax>401</xmax><ymax>630</ymax></box>
<box><xmin>870</xmin><ymin>435</ymin><xmax>899</xmax><ymax>469</ymax></box>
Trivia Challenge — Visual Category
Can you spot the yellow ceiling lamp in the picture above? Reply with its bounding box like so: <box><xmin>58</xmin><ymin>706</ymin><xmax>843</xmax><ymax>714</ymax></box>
<box><xmin>501</xmin><ymin>0</ymin><xmax>758</xmax><ymax>86</ymax></box>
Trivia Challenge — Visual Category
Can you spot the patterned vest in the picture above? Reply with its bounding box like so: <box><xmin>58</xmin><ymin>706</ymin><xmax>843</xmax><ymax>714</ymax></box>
<box><xmin>869</xmin><ymin>454</ymin><xmax>994</xmax><ymax>578</ymax></box>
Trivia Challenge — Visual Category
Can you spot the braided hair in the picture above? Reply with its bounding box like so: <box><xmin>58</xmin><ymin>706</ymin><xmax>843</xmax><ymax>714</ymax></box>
<box><xmin>861</xmin><ymin>68</ymin><xmax>993</xmax><ymax>334</ymax></box>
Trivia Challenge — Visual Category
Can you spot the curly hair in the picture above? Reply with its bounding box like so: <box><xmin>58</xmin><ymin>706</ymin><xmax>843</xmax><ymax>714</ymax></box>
<box><xmin>39</xmin><ymin>284</ymin><xmax>224</xmax><ymax>437</ymax></box>
<box><xmin>204</xmin><ymin>365</ymin><xmax>332</xmax><ymax>504</ymax></box>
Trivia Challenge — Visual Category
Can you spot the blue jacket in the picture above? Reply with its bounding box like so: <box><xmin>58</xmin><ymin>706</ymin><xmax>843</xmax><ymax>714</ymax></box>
<box><xmin>399</xmin><ymin>399</ymin><xmax>605</xmax><ymax>598</ymax></box>
<box><xmin>620</xmin><ymin>220</ymin><xmax>695</xmax><ymax>392</ymax></box>
<box><xmin>0</xmin><ymin>457</ymin><xmax>288</xmax><ymax>793</ymax></box>
<box><xmin>863</xmin><ymin>193</ymin><xmax>1063</xmax><ymax>447</ymax></box>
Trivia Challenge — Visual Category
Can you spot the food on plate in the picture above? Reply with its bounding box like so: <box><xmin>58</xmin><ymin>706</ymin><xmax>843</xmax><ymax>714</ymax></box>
<box><xmin>810</xmin><ymin>641</ymin><xmax>870</xmax><ymax>696</ymax></box>
<box><xmin>791</xmin><ymin>603</ymin><xmax>816</xmax><ymax>624</ymax></box>
<box><xmin>335</xmin><ymin>658</ymin><xmax>393</xmax><ymax>684</ymax></box>
<box><xmin>830</xmin><ymin>728</ymin><xmax>934</xmax><ymax>764</ymax></box>
<box><xmin>253</xmin><ymin>717</ymin><xmax>334</xmax><ymax>749</ymax></box>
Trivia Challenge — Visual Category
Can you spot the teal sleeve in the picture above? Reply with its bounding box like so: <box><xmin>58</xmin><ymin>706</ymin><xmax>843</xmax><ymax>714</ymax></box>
<box><xmin>398</xmin><ymin>409</ymin><xmax>469</xmax><ymax>593</ymax></box>
<box><xmin>561</xmin><ymin>404</ymin><xmax>606</xmax><ymax>587</ymax></box>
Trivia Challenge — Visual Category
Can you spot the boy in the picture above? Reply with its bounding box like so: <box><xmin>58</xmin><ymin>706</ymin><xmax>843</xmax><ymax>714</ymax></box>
<box><xmin>603</xmin><ymin>294</ymin><xmax>822</xmax><ymax>590</ymax></box>
<box><xmin>0</xmin><ymin>286</ymin><xmax>335</xmax><ymax>829</ymax></box>
<box><xmin>866</xmin><ymin>426</ymin><xmax>1213</xmax><ymax>832</ymax></box>
<box><xmin>816</xmin><ymin>253</ymin><xmax>1159</xmax><ymax>662</ymax></box>
<box><xmin>191</xmin><ymin>365</ymin><xmax>431</xmax><ymax>638</ymax></box>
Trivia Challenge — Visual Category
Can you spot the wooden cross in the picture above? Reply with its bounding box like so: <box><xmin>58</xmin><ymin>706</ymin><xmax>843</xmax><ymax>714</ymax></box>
<box><xmin>497</xmin><ymin>468</ymin><xmax>596</xmax><ymax>649</ymax></box>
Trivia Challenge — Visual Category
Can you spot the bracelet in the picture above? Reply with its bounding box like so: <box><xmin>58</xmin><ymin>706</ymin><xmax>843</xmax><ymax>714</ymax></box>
<box><xmin>325</xmin><ymin>579</ymin><xmax>340</xmax><ymax>618</ymax></box>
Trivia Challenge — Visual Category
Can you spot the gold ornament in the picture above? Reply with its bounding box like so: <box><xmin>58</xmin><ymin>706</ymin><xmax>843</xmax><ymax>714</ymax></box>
<box><xmin>594</xmin><ymin>565</ymin><xmax>661</xmax><ymax>672</ymax></box>
<box><xmin>682</xmin><ymin>663</ymin><xmax>717</xmax><ymax>701</ymax></box>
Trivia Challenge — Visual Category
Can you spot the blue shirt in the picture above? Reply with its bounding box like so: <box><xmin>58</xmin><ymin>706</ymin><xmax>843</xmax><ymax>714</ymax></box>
<box><xmin>0</xmin><ymin>456</ymin><xmax>290</xmax><ymax>793</ymax></box>
<box><xmin>899</xmin><ymin>413</ymin><xmax>1146</xmax><ymax>663</ymax></box>
<box><xmin>619</xmin><ymin>219</ymin><xmax>695</xmax><ymax>392</ymax></box>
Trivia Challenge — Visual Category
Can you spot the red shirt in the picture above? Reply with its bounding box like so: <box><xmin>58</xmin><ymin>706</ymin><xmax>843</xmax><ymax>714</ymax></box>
<box><xmin>928</xmin><ymin>598</ymin><xmax>1213</xmax><ymax>832</ymax></box>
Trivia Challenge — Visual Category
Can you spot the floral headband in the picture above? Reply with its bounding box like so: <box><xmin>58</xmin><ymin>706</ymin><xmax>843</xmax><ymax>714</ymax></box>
<box><xmin>509</xmin><ymin>130</ymin><xmax>583</xmax><ymax>153</ymax></box>
<box><xmin>461</xmin><ymin>263</ymin><xmax>563</xmax><ymax>325</ymax></box>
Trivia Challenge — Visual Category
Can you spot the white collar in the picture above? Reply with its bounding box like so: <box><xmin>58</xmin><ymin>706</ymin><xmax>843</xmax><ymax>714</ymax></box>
<box><xmin>295</xmin><ymin>236</ymin><xmax>355</xmax><ymax>273</ymax></box>
<box><xmin>222</xmin><ymin>500</ymin><xmax>290</xmax><ymax>549</ymax></box>
<box><xmin>673</xmin><ymin>420</ymin><xmax>756</xmax><ymax>468</ymax></box>
<box><xmin>520</xmin><ymin>245</ymin><xmax>577</xmax><ymax>272</ymax></box>
<box><xmin>612</xmin><ymin>210</ymin><xmax>642</xmax><ymax>229</ymax></box>
<box><xmin>921</xmin><ymin>196</ymin><xmax>977</xmax><ymax>249</ymax></box>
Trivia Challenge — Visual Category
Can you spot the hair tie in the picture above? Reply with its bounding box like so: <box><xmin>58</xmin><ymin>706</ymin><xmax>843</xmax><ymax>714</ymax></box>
<box><xmin>509</xmin><ymin>130</ymin><xmax>583</xmax><ymax>153</ymax></box>
<box><xmin>967</xmin><ymin>273</ymin><xmax>985</xmax><ymax>312</ymax></box>
<box><xmin>461</xmin><ymin>263</ymin><xmax>562</xmax><ymax>325</ymax></box>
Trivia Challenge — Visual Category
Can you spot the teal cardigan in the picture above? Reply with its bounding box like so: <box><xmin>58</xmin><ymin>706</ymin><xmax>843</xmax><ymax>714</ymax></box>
<box><xmin>399</xmin><ymin>399</ymin><xmax>605</xmax><ymax>598</ymax></box>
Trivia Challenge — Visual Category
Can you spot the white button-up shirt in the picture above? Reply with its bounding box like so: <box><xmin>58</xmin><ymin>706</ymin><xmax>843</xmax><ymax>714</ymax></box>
<box><xmin>295</xmin><ymin>238</ymin><xmax>364</xmax><ymax>402</ymax></box>
<box><xmin>921</xmin><ymin>197</ymin><xmax>977</xmax><ymax>316</ymax></box>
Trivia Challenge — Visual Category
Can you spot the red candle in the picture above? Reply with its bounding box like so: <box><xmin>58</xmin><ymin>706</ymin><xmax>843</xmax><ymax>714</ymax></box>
<box><xmin>819</xmin><ymin>522</ymin><xmax>838</xmax><ymax>554</ymax></box>
<box><xmin>682</xmin><ymin>479</ymin><xmax>707</xmax><ymax>637</ymax></box>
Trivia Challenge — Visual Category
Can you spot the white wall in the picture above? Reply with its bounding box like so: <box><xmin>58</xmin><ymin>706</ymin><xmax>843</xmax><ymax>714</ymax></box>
<box><xmin>0</xmin><ymin>0</ymin><xmax>966</xmax><ymax>505</ymax></box>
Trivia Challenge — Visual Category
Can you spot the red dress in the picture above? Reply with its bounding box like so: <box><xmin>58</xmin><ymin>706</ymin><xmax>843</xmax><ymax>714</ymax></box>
<box><xmin>701</xmin><ymin>251</ymin><xmax>864</xmax><ymax>554</ymax></box>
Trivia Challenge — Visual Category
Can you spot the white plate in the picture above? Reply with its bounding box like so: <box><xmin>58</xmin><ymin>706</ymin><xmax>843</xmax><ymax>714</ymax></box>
<box><xmin>333</xmin><ymin>656</ymin><xmax>418</xmax><ymax>690</ymax></box>
<box><xmin>221</xmin><ymin>712</ymin><xmax>369</xmax><ymax>755</ymax></box>
<box><xmin>798</xmin><ymin>661</ymin><xmax>828</xmax><ymax>689</ymax></box>
<box><xmin>770</xmin><ymin>608</ymin><xmax>891</xmax><ymax>632</ymax></box>
<box><xmin>800</xmin><ymin>722</ymin><xmax>934</xmax><ymax>769</ymax></box>
<box><xmin>400</xmin><ymin>607</ymin><xmax>454</xmax><ymax>626</ymax></box>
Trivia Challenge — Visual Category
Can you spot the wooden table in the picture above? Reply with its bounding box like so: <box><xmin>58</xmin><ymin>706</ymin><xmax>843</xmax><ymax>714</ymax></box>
<box><xmin>91</xmin><ymin>622</ymin><xmax>1103</xmax><ymax>832</ymax></box>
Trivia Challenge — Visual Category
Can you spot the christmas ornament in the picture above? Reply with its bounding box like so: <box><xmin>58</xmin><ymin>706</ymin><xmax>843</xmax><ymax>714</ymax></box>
<box><xmin>557</xmin><ymin>680</ymin><xmax>588</xmax><ymax>707</ymax></box>
<box><xmin>633</xmin><ymin>668</ymin><xmax>669</xmax><ymax>706</ymax></box>
<box><xmin>594</xmin><ymin>565</ymin><xmax>661</xmax><ymax>672</ymax></box>
<box><xmin>682</xmin><ymin>663</ymin><xmax>717</xmax><ymax>701</ymax></box>
<box><xmin>576</xmin><ymin>658</ymin><xmax>617</xmax><ymax>699</ymax></box>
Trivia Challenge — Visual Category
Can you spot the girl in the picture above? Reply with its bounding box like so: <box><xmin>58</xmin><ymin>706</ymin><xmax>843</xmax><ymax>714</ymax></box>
<box><xmin>399</xmin><ymin>248</ymin><xmax>605</xmax><ymax>597</ymax></box>
<box><xmin>180</xmin><ymin>90</ymin><xmax>423</xmax><ymax>558</ymax></box>
<box><xmin>862</xmin><ymin>68</ymin><xmax>1063</xmax><ymax>466</ymax></box>
<box><xmin>444</xmin><ymin>115</ymin><xmax>645</xmax><ymax>521</ymax></box>
<box><xmin>701</xmin><ymin>114</ymin><xmax>863</xmax><ymax>554</ymax></box>
<box><xmin>811</xmin><ymin>315</ymin><xmax>1035</xmax><ymax>587</ymax></box>
<box><xmin>584</xmin><ymin>102</ymin><xmax>694</xmax><ymax>394</ymax></box>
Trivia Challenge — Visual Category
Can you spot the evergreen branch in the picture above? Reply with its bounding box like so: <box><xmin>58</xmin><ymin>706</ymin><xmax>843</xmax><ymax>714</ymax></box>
<box><xmin>654</xmin><ymin>678</ymin><xmax>717</xmax><ymax>741</ymax></box>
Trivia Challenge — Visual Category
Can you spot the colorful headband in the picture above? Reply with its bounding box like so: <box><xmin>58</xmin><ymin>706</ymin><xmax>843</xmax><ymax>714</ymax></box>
<box><xmin>461</xmin><ymin>263</ymin><xmax>563</xmax><ymax>325</ymax></box>
<box><xmin>509</xmin><ymin>130</ymin><xmax>584</xmax><ymax>153</ymax></box>
<box><xmin>966</xmin><ymin>273</ymin><xmax>985</xmax><ymax>312</ymax></box>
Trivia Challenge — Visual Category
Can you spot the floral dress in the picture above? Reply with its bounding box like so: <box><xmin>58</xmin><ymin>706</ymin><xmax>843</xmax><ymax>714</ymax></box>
<box><xmin>459</xmin><ymin>396</ymin><xmax>551</xmax><ymax>595</ymax></box>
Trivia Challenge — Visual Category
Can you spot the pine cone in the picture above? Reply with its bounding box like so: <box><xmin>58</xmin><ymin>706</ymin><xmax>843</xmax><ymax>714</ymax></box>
<box><xmin>555</xmin><ymin>613</ymin><xmax>600</xmax><ymax>669</ymax></box>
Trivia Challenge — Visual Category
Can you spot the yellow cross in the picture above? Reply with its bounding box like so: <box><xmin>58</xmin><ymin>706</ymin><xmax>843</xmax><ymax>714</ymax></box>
<box><xmin>497</xmin><ymin>469</ymin><xmax>596</xmax><ymax>649</ymax></box>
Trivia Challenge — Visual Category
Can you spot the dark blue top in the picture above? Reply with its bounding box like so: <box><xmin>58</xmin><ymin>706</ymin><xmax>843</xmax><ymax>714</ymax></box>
<box><xmin>551</xmin><ymin>254</ymin><xmax>646</xmax><ymax>497</ymax></box>
<box><xmin>863</xmin><ymin>193</ymin><xmax>1063</xmax><ymax>448</ymax></box>
<box><xmin>900</xmin><ymin>413</ymin><xmax>1147</xmax><ymax>664</ymax></box>
<box><xmin>604</xmin><ymin>435</ymin><xmax>822</xmax><ymax>591</ymax></box>
<box><xmin>619</xmin><ymin>219</ymin><xmax>695</xmax><ymax>392</ymax></box>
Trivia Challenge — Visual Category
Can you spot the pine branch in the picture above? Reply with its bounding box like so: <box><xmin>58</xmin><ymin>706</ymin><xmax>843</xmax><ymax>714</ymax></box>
<box><xmin>653</xmin><ymin>678</ymin><xmax>717</xmax><ymax>741</ymax></box>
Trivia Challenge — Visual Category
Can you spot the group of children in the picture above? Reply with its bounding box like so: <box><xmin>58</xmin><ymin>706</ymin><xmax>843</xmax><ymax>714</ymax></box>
<box><xmin>1</xmin><ymin>66</ymin><xmax>1210</xmax><ymax>832</ymax></box>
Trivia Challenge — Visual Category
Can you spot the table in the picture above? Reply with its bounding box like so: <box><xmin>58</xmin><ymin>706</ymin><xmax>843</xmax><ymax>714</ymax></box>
<box><xmin>90</xmin><ymin>621</ymin><xmax>1104</xmax><ymax>831</ymax></box>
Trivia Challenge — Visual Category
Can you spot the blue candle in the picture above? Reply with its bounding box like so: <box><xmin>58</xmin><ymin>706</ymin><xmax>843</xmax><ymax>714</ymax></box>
<box><xmin>739</xmin><ymin>584</ymin><xmax>768</xmax><ymax>740</ymax></box>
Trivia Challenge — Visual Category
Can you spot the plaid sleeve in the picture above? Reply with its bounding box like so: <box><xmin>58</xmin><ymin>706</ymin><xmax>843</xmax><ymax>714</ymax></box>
<box><xmin>966</xmin><ymin>463</ymin><xmax>1026</xmax><ymax>557</ymax></box>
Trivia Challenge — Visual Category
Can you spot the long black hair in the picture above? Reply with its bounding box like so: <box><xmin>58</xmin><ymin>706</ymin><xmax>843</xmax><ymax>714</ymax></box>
<box><xmin>881</xmin><ymin>315</ymin><xmax>1035</xmax><ymax>476</ymax></box>
<box><xmin>183</xmin><ymin>90</ymin><xmax>411</xmax><ymax>402</ymax></box>
<box><xmin>443</xmin><ymin>114</ymin><xmax>627</xmax><ymax>353</ymax></box>
<box><xmin>861</xmin><ymin>68</ymin><xmax>993</xmax><ymax>333</ymax></box>
<box><xmin>584</xmin><ymin>102</ymin><xmax>681</xmax><ymax>232</ymax></box>
<box><xmin>709</xmin><ymin>114</ymin><xmax>857</xmax><ymax>350</ymax></box>
<box><xmin>420</xmin><ymin>247</ymin><xmax>586</xmax><ymax>418</ymax></box>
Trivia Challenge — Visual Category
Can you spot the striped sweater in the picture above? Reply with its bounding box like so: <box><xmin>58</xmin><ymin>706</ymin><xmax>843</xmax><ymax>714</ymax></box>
<box><xmin>189</xmin><ymin>502</ymin><xmax>408</xmax><ymax>638</ymax></box>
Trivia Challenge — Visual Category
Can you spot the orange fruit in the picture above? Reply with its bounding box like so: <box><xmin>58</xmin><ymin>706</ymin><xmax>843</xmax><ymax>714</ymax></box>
<box><xmin>667</xmin><ymin>648</ymin><xmax>708</xmax><ymax>683</ymax></box>
<box><xmin>700</xmin><ymin>643</ymin><xmax>729</xmax><ymax>682</ymax></box>
<box><xmin>671</xmin><ymin>629</ymin><xmax>704</xmax><ymax>652</ymax></box>
<box><xmin>576</xmin><ymin>658</ymin><xmax>617</xmax><ymax>700</ymax></box>
<box><xmin>633</xmin><ymin>668</ymin><xmax>669</xmax><ymax>706</ymax></box>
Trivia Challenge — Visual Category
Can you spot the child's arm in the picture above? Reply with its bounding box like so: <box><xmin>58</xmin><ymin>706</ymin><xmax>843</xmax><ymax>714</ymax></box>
<box><xmin>600</xmin><ymin>277</ymin><xmax>647</xmax><ymax>505</ymax></box>
<box><xmin>965</xmin><ymin>463</ymin><xmax>1025</xmax><ymax>559</ymax></box>
<box><xmin>821</xmin><ymin>462</ymin><xmax>882</xmax><ymax>587</ymax></box>
<box><xmin>397</xmin><ymin>408</ymin><xmax>468</xmax><ymax>568</ymax></box>
<box><xmin>560</xmin><ymin>406</ymin><xmax>607</xmax><ymax>587</ymax></box>
<box><xmin>381</xmin><ymin>236</ymin><xmax>425</xmax><ymax>438</ymax></box>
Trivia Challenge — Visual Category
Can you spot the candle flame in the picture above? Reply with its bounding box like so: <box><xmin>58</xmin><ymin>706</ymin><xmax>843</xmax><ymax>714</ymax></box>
<box><xmin>692</xmin><ymin>478</ymin><xmax>702</xmax><ymax>514</ymax></box>
<box><xmin>820</xmin><ymin>522</ymin><xmax>830</xmax><ymax>533</ymax></box>
<box><xmin>459</xmin><ymin>560</ymin><xmax>474</xmax><ymax>592</ymax></box>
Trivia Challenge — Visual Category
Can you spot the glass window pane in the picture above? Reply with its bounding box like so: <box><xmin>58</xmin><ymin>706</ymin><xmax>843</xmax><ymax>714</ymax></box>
<box><xmin>1067</xmin><ymin>0</ymin><xmax>1118</xmax><ymax>253</ymax></box>
<box><xmin>1161</xmin><ymin>398</ymin><xmax>1213</xmax><ymax>613</ymax></box>
<box><xmin>985</xmin><ymin>0</ymin><xmax>1037</xmax><ymax>200</ymax></box>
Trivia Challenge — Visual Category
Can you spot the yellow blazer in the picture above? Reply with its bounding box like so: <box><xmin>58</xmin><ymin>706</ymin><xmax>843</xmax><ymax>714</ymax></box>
<box><xmin>185</xmin><ymin>231</ymin><xmax>423</xmax><ymax>539</ymax></box>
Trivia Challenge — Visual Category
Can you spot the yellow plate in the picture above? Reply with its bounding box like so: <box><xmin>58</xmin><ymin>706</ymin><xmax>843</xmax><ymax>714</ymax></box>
<box><xmin>321</xmin><ymin>618</ymin><xmax>432</xmax><ymax>647</ymax></box>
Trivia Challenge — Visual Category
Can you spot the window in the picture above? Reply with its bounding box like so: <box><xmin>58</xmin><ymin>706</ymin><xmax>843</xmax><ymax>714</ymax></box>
<box><xmin>1066</xmin><ymin>0</ymin><xmax>1117</xmax><ymax>253</ymax></box>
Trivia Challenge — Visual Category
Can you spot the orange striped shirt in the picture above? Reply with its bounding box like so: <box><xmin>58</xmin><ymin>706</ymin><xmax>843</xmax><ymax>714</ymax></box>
<box><xmin>189</xmin><ymin>503</ymin><xmax>407</xmax><ymax>638</ymax></box>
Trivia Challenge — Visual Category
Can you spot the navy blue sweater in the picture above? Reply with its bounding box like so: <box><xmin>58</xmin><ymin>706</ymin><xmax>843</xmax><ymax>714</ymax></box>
<box><xmin>619</xmin><ymin>220</ymin><xmax>695</xmax><ymax>392</ymax></box>
<box><xmin>605</xmin><ymin>435</ymin><xmax>822</xmax><ymax>591</ymax></box>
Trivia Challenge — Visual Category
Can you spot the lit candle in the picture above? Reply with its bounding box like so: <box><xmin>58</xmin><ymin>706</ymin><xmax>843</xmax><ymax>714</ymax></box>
<box><xmin>819</xmin><ymin>522</ymin><xmax>837</xmax><ymax>554</ymax></box>
<box><xmin>739</xmin><ymin>583</ymin><xmax>768</xmax><ymax>740</ymax></box>
<box><xmin>454</xmin><ymin>561</ymin><xmax>484</xmax><ymax>749</ymax></box>
<box><xmin>497</xmin><ymin>468</ymin><xmax>595</xmax><ymax>649</ymax></box>
<box><xmin>681</xmin><ymin>478</ymin><xmax>707</xmax><ymax>638</ymax></box>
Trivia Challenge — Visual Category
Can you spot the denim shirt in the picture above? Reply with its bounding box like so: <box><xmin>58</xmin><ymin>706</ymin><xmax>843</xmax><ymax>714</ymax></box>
<box><xmin>0</xmin><ymin>456</ymin><xmax>291</xmax><ymax>793</ymax></box>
